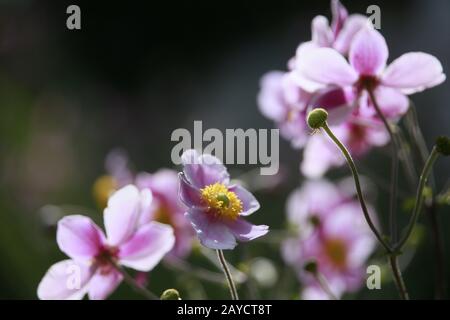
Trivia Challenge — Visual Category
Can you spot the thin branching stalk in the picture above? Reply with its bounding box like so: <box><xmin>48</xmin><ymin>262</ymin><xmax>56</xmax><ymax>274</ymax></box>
<box><xmin>395</xmin><ymin>147</ymin><xmax>440</xmax><ymax>251</ymax></box>
<box><xmin>322</xmin><ymin>123</ymin><xmax>392</xmax><ymax>253</ymax></box>
<box><xmin>388</xmin><ymin>255</ymin><xmax>409</xmax><ymax>300</ymax></box>
<box><xmin>367</xmin><ymin>88</ymin><xmax>400</xmax><ymax>243</ymax></box>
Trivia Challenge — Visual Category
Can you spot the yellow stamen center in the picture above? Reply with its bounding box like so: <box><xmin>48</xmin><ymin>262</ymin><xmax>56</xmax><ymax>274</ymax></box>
<box><xmin>200</xmin><ymin>183</ymin><xmax>242</xmax><ymax>220</ymax></box>
<box><xmin>324</xmin><ymin>238</ymin><xmax>347</xmax><ymax>269</ymax></box>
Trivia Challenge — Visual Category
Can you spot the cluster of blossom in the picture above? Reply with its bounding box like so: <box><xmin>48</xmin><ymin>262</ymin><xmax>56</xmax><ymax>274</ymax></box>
<box><xmin>36</xmin><ymin>0</ymin><xmax>446</xmax><ymax>301</ymax></box>
<box><xmin>258</xmin><ymin>0</ymin><xmax>445</xmax><ymax>299</ymax></box>
<box><xmin>38</xmin><ymin>149</ymin><xmax>268</xmax><ymax>299</ymax></box>
<box><xmin>258</xmin><ymin>0</ymin><xmax>445</xmax><ymax>177</ymax></box>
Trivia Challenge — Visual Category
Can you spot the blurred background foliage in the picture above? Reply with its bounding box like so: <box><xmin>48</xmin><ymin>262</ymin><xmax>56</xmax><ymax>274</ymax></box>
<box><xmin>0</xmin><ymin>0</ymin><xmax>449</xmax><ymax>299</ymax></box>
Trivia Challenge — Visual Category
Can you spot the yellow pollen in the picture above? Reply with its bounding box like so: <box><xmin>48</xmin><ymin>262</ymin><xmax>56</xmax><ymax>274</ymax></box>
<box><xmin>200</xmin><ymin>183</ymin><xmax>242</xmax><ymax>220</ymax></box>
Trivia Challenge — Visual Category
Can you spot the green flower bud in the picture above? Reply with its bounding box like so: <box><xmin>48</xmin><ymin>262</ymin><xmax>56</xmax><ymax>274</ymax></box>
<box><xmin>303</xmin><ymin>259</ymin><xmax>318</xmax><ymax>274</ymax></box>
<box><xmin>307</xmin><ymin>108</ymin><xmax>328</xmax><ymax>129</ymax></box>
<box><xmin>436</xmin><ymin>136</ymin><xmax>450</xmax><ymax>156</ymax></box>
<box><xmin>160</xmin><ymin>288</ymin><xmax>181</xmax><ymax>300</ymax></box>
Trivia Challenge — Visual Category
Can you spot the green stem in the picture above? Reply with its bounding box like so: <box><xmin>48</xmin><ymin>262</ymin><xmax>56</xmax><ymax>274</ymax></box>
<box><xmin>367</xmin><ymin>88</ymin><xmax>399</xmax><ymax>242</ymax></box>
<box><xmin>110</xmin><ymin>261</ymin><xmax>159</xmax><ymax>300</ymax></box>
<box><xmin>395</xmin><ymin>147</ymin><xmax>440</xmax><ymax>251</ymax></box>
<box><xmin>315</xmin><ymin>273</ymin><xmax>338</xmax><ymax>300</ymax></box>
<box><xmin>427</xmin><ymin>202</ymin><xmax>446</xmax><ymax>299</ymax></box>
<box><xmin>216</xmin><ymin>249</ymin><xmax>239</xmax><ymax>300</ymax></box>
<box><xmin>388</xmin><ymin>255</ymin><xmax>409</xmax><ymax>300</ymax></box>
<box><xmin>322</xmin><ymin>123</ymin><xmax>392</xmax><ymax>253</ymax></box>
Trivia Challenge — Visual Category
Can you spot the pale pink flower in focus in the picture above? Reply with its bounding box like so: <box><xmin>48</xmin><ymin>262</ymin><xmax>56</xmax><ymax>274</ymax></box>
<box><xmin>37</xmin><ymin>185</ymin><xmax>175</xmax><ymax>300</ymax></box>
<box><xmin>282</xmin><ymin>180</ymin><xmax>376</xmax><ymax>300</ymax></box>
<box><xmin>294</xmin><ymin>27</ymin><xmax>446</xmax><ymax>118</ymax></box>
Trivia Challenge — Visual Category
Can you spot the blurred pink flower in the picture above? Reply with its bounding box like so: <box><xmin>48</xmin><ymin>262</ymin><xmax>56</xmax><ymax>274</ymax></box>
<box><xmin>136</xmin><ymin>169</ymin><xmax>195</xmax><ymax>258</ymax></box>
<box><xmin>294</xmin><ymin>27</ymin><xmax>446</xmax><ymax>118</ymax></box>
<box><xmin>37</xmin><ymin>185</ymin><xmax>175</xmax><ymax>300</ymax></box>
<box><xmin>179</xmin><ymin>149</ymin><xmax>269</xmax><ymax>250</ymax></box>
<box><xmin>282</xmin><ymin>180</ymin><xmax>376</xmax><ymax>299</ymax></box>
<box><xmin>257</xmin><ymin>71</ymin><xmax>311</xmax><ymax>148</ymax></box>
<box><xmin>102</xmin><ymin>150</ymin><xmax>195</xmax><ymax>258</ymax></box>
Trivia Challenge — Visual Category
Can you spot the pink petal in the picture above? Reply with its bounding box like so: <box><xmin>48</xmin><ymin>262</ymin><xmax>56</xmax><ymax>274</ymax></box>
<box><xmin>333</xmin><ymin>14</ymin><xmax>368</xmax><ymax>54</ymax></box>
<box><xmin>186</xmin><ymin>209</ymin><xmax>237</xmax><ymax>250</ymax></box>
<box><xmin>135</xmin><ymin>169</ymin><xmax>178</xmax><ymax>198</ymax></box>
<box><xmin>181</xmin><ymin>149</ymin><xmax>230</xmax><ymax>188</ymax></box>
<box><xmin>294</xmin><ymin>47</ymin><xmax>358</xmax><ymax>92</ymax></box>
<box><xmin>381</xmin><ymin>52</ymin><xmax>446</xmax><ymax>94</ymax></box>
<box><xmin>179</xmin><ymin>173</ymin><xmax>203</xmax><ymax>208</ymax></box>
<box><xmin>349</xmin><ymin>28</ymin><xmax>388</xmax><ymax>76</ymax></box>
<box><xmin>311</xmin><ymin>15</ymin><xmax>333</xmax><ymax>47</ymax></box>
<box><xmin>88</xmin><ymin>269</ymin><xmax>123</xmax><ymax>300</ymax></box>
<box><xmin>286</xmin><ymin>180</ymin><xmax>342</xmax><ymax>226</ymax></box>
<box><xmin>225</xmin><ymin>218</ymin><xmax>268</xmax><ymax>242</ymax></box>
<box><xmin>257</xmin><ymin>71</ymin><xmax>289</xmax><ymax>122</ymax></box>
<box><xmin>37</xmin><ymin>260</ymin><xmax>95</xmax><ymax>300</ymax></box>
<box><xmin>300</xmin><ymin>131</ymin><xmax>345</xmax><ymax>178</ymax></box>
<box><xmin>56</xmin><ymin>215</ymin><xmax>105</xmax><ymax>261</ymax></box>
<box><xmin>331</xmin><ymin>0</ymin><xmax>348</xmax><ymax>36</ymax></box>
<box><xmin>103</xmin><ymin>185</ymin><xmax>143</xmax><ymax>246</ymax></box>
<box><xmin>372</xmin><ymin>86</ymin><xmax>410</xmax><ymax>119</ymax></box>
<box><xmin>228</xmin><ymin>185</ymin><xmax>260</xmax><ymax>216</ymax></box>
<box><xmin>119</xmin><ymin>222</ymin><xmax>175</xmax><ymax>271</ymax></box>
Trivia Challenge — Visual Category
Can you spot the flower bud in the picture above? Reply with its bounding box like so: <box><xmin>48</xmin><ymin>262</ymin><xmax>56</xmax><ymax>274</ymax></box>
<box><xmin>303</xmin><ymin>259</ymin><xmax>318</xmax><ymax>275</ymax></box>
<box><xmin>436</xmin><ymin>136</ymin><xmax>450</xmax><ymax>156</ymax></box>
<box><xmin>307</xmin><ymin>108</ymin><xmax>328</xmax><ymax>129</ymax></box>
<box><xmin>160</xmin><ymin>288</ymin><xmax>181</xmax><ymax>300</ymax></box>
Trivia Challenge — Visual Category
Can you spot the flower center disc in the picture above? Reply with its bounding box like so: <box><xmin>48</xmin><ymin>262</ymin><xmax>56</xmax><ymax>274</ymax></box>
<box><xmin>324</xmin><ymin>238</ymin><xmax>347</xmax><ymax>269</ymax></box>
<box><xmin>200</xmin><ymin>183</ymin><xmax>242</xmax><ymax>220</ymax></box>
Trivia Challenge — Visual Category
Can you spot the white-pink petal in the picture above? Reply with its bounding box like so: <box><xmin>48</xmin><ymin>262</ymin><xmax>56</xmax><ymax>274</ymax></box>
<box><xmin>88</xmin><ymin>269</ymin><xmax>123</xmax><ymax>300</ymax></box>
<box><xmin>118</xmin><ymin>222</ymin><xmax>175</xmax><ymax>271</ymax></box>
<box><xmin>104</xmin><ymin>185</ymin><xmax>142</xmax><ymax>246</ymax></box>
<box><xmin>333</xmin><ymin>14</ymin><xmax>369</xmax><ymax>54</ymax></box>
<box><xmin>381</xmin><ymin>52</ymin><xmax>446</xmax><ymax>94</ymax></box>
<box><xmin>56</xmin><ymin>215</ymin><xmax>105</xmax><ymax>261</ymax></box>
<box><xmin>349</xmin><ymin>27</ymin><xmax>388</xmax><ymax>76</ymax></box>
<box><xmin>295</xmin><ymin>47</ymin><xmax>358</xmax><ymax>91</ymax></box>
<box><xmin>311</xmin><ymin>15</ymin><xmax>333</xmax><ymax>47</ymax></box>
<box><xmin>37</xmin><ymin>260</ymin><xmax>95</xmax><ymax>300</ymax></box>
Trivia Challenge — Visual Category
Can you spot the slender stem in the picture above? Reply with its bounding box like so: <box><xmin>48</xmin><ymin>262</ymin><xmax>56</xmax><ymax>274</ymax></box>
<box><xmin>406</xmin><ymin>103</ymin><xmax>445</xmax><ymax>298</ymax></box>
<box><xmin>427</xmin><ymin>202</ymin><xmax>446</xmax><ymax>299</ymax></box>
<box><xmin>388</xmin><ymin>255</ymin><xmax>409</xmax><ymax>300</ymax></box>
<box><xmin>322</xmin><ymin>123</ymin><xmax>392</xmax><ymax>253</ymax></box>
<box><xmin>110</xmin><ymin>261</ymin><xmax>158</xmax><ymax>300</ymax></box>
<box><xmin>396</xmin><ymin>147</ymin><xmax>440</xmax><ymax>251</ymax></box>
<box><xmin>216</xmin><ymin>249</ymin><xmax>239</xmax><ymax>300</ymax></box>
<box><xmin>315</xmin><ymin>273</ymin><xmax>338</xmax><ymax>300</ymax></box>
<box><xmin>367</xmin><ymin>88</ymin><xmax>399</xmax><ymax>242</ymax></box>
<box><xmin>395</xmin><ymin>127</ymin><xmax>418</xmax><ymax>189</ymax></box>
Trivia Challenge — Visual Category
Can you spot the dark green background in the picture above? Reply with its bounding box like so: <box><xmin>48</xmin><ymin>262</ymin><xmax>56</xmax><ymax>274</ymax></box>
<box><xmin>0</xmin><ymin>0</ymin><xmax>449</xmax><ymax>299</ymax></box>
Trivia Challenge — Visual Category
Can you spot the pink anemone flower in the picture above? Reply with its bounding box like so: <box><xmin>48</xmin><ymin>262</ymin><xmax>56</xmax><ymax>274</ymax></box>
<box><xmin>179</xmin><ymin>149</ymin><xmax>269</xmax><ymax>250</ymax></box>
<box><xmin>37</xmin><ymin>185</ymin><xmax>175</xmax><ymax>300</ymax></box>
<box><xmin>294</xmin><ymin>27</ymin><xmax>445</xmax><ymax>118</ymax></box>
<box><xmin>282</xmin><ymin>180</ymin><xmax>376</xmax><ymax>300</ymax></box>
